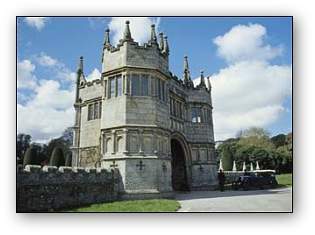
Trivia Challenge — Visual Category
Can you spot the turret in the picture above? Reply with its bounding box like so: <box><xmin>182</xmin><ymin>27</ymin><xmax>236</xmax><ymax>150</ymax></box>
<box><xmin>102</xmin><ymin>21</ymin><xmax>169</xmax><ymax>75</ymax></box>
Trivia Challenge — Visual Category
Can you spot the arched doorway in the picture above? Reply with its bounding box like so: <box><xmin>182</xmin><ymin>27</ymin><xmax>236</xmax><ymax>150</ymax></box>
<box><xmin>171</xmin><ymin>138</ymin><xmax>189</xmax><ymax>191</ymax></box>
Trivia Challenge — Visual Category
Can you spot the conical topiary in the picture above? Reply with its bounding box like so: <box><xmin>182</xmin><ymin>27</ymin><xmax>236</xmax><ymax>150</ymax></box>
<box><xmin>65</xmin><ymin>152</ymin><xmax>72</xmax><ymax>167</ymax></box>
<box><xmin>23</xmin><ymin>147</ymin><xmax>38</xmax><ymax>167</ymax></box>
<box><xmin>49</xmin><ymin>147</ymin><xmax>65</xmax><ymax>167</ymax></box>
<box><xmin>221</xmin><ymin>145</ymin><xmax>233</xmax><ymax>171</ymax></box>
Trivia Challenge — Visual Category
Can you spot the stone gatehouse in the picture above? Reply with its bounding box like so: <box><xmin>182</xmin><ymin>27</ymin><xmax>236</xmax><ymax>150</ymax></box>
<box><xmin>71</xmin><ymin>21</ymin><xmax>218</xmax><ymax>198</ymax></box>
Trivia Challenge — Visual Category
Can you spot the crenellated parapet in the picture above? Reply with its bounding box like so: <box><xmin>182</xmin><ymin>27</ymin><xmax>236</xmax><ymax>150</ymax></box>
<box><xmin>101</xmin><ymin>21</ymin><xmax>170</xmax><ymax>75</ymax></box>
<box><xmin>17</xmin><ymin>165</ymin><xmax>121</xmax><ymax>212</ymax></box>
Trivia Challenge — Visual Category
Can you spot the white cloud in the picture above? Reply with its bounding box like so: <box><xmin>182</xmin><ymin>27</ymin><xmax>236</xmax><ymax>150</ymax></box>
<box><xmin>18</xmin><ymin>60</ymin><xmax>111</xmax><ymax>143</ymax></box>
<box><xmin>213</xmin><ymin>24</ymin><xmax>283</xmax><ymax>63</ymax></box>
<box><xmin>18</xmin><ymin>80</ymin><xmax>75</xmax><ymax>142</ymax></box>
<box><xmin>17</xmin><ymin>53</ymin><xmax>77</xmax><ymax>142</ymax></box>
<box><xmin>86</xmin><ymin>68</ymin><xmax>101</xmax><ymax>81</ymax></box>
<box><xmin>36</xmin><ymin>53</ymin><xmax>57</xmax><ymax>66</ymax></box>
<box><xmin>194</xmin><ymin>24</ymin><xmax>292</xmax><ymax>140</ymax></box>
<box><xmin>34</xmin><ymin>52</ymin><xmax>76</xmax><ymax>82</ymax></box>
<box><xmin>108</xmin><ymin>17</ymin><xmax>160</xmax><ymax>45</ymax></box>
<box><xmin>17</xmin><ymin>59</ymin><xmax>38</xmax><ymax>90</ymax></box>
<box><xmin>24</xmin><ymin>17</ymin><xmax>49</xmax><ymax>31</ymax></box>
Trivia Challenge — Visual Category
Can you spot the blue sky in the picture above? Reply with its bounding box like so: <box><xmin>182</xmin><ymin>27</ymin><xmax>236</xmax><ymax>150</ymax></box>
<box><xmin>17</xmin><ymin>17</ymin><xmax>292</xmax><ymax>142</ymax></box>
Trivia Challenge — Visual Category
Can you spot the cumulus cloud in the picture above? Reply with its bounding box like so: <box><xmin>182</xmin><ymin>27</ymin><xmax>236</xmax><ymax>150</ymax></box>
<box><xmin>34</xmin><ymin>52</ymin><xmax>76</xmax><ymax>82</ymax></box>
<box><xmin>108</xmin><ymin>17</ymin><xmax>161</xmax><ymax>45</ymax></box>
<box><xmin>17</xmin><ymin>53</ymin><xmax>78</xmax><ymax>142</ymax></box>
<box><xmin>86</xmin><ymin>68</ymin><xmax>101</xmax><ymax>81</ymax></box>
<box><xmin>36</xmin><ymin>52</ymin><xmax>57</xmax><ymax>66</ymax></box>
<box><xmin>17</xmin><ymin>55</ymin><xmax>104</xmax><ymax>142</ymax></box>
<box><xmin>194</xmin><ymin>24</ymin><xmax>292</xmax><ymax>140</ymax></box>
<box><xmin>213</xmin><ymin>24</ymin><xmax>283</xmax><ymax>63</ymax></box>
<box><xmin>17</xmin><ymin>59</ymin><xmax>38</xmax><ymax>90</ymax></box>
<box><xmin>24</xmin><ymin>17</ymin><xmax>49</xmax><ymax>31</ymax></box>
<box><xmin>18</xmin><ymin>80</ymin><xmax>75</xmax><ymax>143</ymax></box>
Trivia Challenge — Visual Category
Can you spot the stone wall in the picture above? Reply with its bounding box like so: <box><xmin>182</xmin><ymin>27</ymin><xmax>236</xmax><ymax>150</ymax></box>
<box><xmin>17</xmin><ymin>165</ymin><xmax>119</xmax><ymax>212</ymax></box>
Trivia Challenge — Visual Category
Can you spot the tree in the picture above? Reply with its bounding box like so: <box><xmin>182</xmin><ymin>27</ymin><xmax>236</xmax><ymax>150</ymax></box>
<box><xmin>17</xmin><ymin>133</ymin><xmax>32</xmax><ymax>163</ymax></box>
<box><xmin>271</xmin><ymin>134</ymin><xmax>287</xmax><ymax>148</ymax></box>
<box><xmin>240</xmin><ymin>127</ymin><xmax>270</xmax><ymax>138</ymax></box>
<box><xmin>275</xmin><ymin>145</ymin><xmax>292</xmax><ymax>173</ymax></box>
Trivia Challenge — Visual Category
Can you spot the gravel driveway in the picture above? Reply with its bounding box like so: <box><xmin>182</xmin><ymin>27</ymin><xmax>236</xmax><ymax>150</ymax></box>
<box><xmin>176</xmin><ymin>187</ymin><xmax>292</xmax><ymax>212</ymax></box>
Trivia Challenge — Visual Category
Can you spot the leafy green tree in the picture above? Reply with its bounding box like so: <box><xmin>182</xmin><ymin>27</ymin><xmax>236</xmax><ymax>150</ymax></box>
<box><xmin>17</xmin><ymin>133</ymin><xmax>32</xmax><ymax>163</ymax></box>
<box><xmin>240</xmin><ymin>127</ymin><xmax>270</xmax><ymax>138</ymax></box>
<box><xmin>271</xmin><ymin>134</ymin><xmax>287</xmax><ymax>148</ymax></box>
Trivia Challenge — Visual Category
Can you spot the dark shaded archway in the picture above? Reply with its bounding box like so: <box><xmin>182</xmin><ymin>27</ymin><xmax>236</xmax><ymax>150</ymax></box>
<box><xmin>171</xmin><ymin>139</ymin><xmax>189</xmax><ymax>191</ymax></box>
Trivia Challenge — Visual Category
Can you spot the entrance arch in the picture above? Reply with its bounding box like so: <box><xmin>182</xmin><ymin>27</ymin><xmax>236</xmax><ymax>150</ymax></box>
<box><xmin>170</xmin><ymin>133</ymin><xmax>191</xmax><ymax>191</ymax></box>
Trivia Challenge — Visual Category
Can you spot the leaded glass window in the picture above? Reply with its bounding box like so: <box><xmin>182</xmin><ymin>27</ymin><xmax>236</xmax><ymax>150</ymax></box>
<box><xmin>131</xmin><ymin>74</ymin><xmax>140</xmax><ymax>96</ymax></box>
<box><xmin>117</xmin><ymin>75</ymin><xmax>122</xmax><ymax>96</ymax></box>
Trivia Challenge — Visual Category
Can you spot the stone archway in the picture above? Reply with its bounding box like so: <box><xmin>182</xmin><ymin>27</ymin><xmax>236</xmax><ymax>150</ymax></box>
<box><xmin>170</xmin><ymin>133</ymin><xmax>191</xmax><ymax>191</ymax></box>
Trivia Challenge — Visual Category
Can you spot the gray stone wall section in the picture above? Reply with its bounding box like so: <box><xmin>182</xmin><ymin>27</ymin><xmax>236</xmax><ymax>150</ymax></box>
<box><xmin>79</xmin><ymin>107</ymin><xmax>101</xmax><ymax>147</ymax></box>
<box><xmin>17</xmin><ymin>165</ymin><xmax>119</xmax><ymax>212</ymax></box>
<box><xmin>102</xmin><ymin>96</ymin><xmax>126</xmax><ymax>129</ymax></box>
<box><xmin>79</xmin><ymin>80</ymin><xmax>103</xmax><ymax>101</ymax></box>
<box><xmin>191</xmin><ymin>164</ymin><xmax>218</xmax><ymax>190</ymax></box>
<box><xmin>102</xmin><ymin>158</ymin><xmax>173</xmax><ymax>195</ymax></box>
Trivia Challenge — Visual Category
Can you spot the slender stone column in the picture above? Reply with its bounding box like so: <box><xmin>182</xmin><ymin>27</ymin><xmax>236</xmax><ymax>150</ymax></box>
<box><xmin>111</xmin><ymin>130</ymin><xmax>116</xmax><ymax>155</ymax></box>
<box><xmin>123</xmin><ymin>128</ymin><xmax>129</xmax><ymax>154</ymax></box>
<box><xmin>139</xmin><ymin>129</ymin><xmax>144</xmax><ymax>154</ymax></box>
<box><xmin>153</xmin><ymin>132</ymin><xmax>158</xmax><ymax>154</ymax></box>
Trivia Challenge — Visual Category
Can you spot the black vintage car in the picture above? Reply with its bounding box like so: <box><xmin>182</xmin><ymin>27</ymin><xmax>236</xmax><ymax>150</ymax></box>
<box><xmin>232</xmin><ymin>170</ymin><xmax>278</xmax><ymax>190</ymax></box>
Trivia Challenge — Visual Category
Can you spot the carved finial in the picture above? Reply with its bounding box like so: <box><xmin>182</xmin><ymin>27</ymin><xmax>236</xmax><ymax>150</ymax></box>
<box><xmin>150</xmin><ymin>24</ymin><xmax>157</xmax><ymax>44</ymax></box>
<box><xmin>162</xmin><ymin>36</ymin><xmax>169</xmax><ymax>55</ymax></box>
<box><xmin>104</xmin><ymin>29</ymin><xmax>111</xmax><ymax>48</ymax></box>
<box><xmin>78</xmin><ymin>56</ymin><xmax>84</xmax><ymax>73</ymax></box>
<box><xmin>75</xmin><ymin>56</ymin><xmax>85</xmax><ymax>102</ymax></box>
<box><xmin>159</xmin><ymin>32</ymin><xmax>164</xmax><ymax>50</ymax></box>
<box><xmin>207</xmin><ymin>76</ymin><xmax>212</xmax><ymax>91</ymax></box>
<box><xmin>183</xmin><ymin>55</ymin><xmax>190</xmax><ymax>85</ymax></box>
<box><xmin>123</xmin><ymin>20</ymin><xmax>133</xmax><ymax>41</ymax></box>
<box><xmin>198</xmin><ymin>70</ymin><xmax>206</xmax><ymax>88</ymax></box>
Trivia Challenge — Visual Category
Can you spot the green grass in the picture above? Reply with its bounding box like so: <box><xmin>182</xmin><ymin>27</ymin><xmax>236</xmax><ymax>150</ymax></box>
<box><xmin>276</xmin><ymin>173</ymin><xmax>292</xmax><ymax>187</ymax></box>
<box><xmin>69</xmin><ymin>199</ymin><xmax>181</xmax><ymax>212</ymax></box>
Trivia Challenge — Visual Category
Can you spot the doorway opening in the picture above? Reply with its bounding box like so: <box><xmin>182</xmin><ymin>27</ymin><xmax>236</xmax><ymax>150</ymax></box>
<box><xmin>171</xmin><ymin>138</ymin><xmax>189</xmax><ymax>191</ymax></box>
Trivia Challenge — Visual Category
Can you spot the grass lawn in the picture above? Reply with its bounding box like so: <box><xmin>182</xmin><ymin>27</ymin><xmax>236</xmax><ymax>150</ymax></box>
<box><xmin>276</xmin><ymin>173</ymin><xmax>292</xmax><ymax>187</ymax></box>
<box><xmin>69</xmin><ymin>199</ymin><xmax>180</xmax><ymax>212</ymax></box>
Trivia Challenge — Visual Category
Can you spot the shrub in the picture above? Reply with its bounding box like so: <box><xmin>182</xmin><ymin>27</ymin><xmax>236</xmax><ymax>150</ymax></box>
<box><xmin>23</xmin><ymin>147</ymin><xmax>38</xmax><ymax>167</ymax></box>
<box><xmin>49</xmin><ymin>147</ymin><xmax>65</xmax><ymax>167</ymax></box>
<box><xmin>65</xmin><ymin>152</ymin><xmax>72</xmax><ymax>166</ymax></box>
